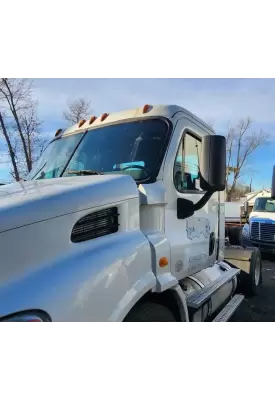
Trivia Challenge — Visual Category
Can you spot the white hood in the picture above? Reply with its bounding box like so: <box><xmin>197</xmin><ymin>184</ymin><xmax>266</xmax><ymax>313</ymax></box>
<box><xmin>0</xmin><ymin>175</ymin><xmax>138</xmax><ymax>233</ymax></box>
<box><xmin>250</xmin><ymin>211</ymin><xmax>275</xmax><ymax>222</ymax></box>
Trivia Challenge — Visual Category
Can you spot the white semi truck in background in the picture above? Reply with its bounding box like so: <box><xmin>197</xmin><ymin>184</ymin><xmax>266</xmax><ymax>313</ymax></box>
<box><xmin>224</xmin><ymin>190</ymin><xmax>275</xmax><ymax>255</ymax></box>
<box><xmin>0</xmin><ymin>105</ymin><xmax>262</xmax><ymax>322</ymax></box>
<box><xmin>241</xmin><ymin>169</ymin><xmax>275</xmax><ymax>254</ymax></box>
<box><xmin>240</xmin><ymin>199</ymin><xmax>275</xmax><ymax>253</ymax></box>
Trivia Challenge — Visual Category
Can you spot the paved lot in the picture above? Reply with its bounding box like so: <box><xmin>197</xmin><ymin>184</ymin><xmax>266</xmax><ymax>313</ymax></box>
<box><xmin>232</xmin><ymin>255</ymin><xmax>275</xmax><ymax>322</ymax></box>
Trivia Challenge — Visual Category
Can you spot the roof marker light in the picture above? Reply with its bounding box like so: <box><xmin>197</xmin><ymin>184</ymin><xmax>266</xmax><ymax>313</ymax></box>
<box><xmin>78</xmin><ymin>119</ymin><xmax>86</xmax><ymax>128</ymax></box>
<box><xmin>100</xmin><ymin>113</ymin><xmax>109</xmax><ymax>122</ymax></box>
<box><xmin>89</xmin><ymin>116</ymin><xmax>97</xmax><ymax>124</ymax></box>
<box><xmin>143</xmin><ymin>104</ymin><xmax>151</xmax><ymax>113</ymax></box>
<box><xmin>55</xmin><ymin>128</ymin><xmax>62</xmax><ymax>137</ymax></box>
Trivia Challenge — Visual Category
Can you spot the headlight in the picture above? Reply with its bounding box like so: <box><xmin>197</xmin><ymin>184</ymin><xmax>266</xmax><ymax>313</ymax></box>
<box><xmin>242</xmin><ymin>224</ymin><xmax>250</xmax><ymax>238</ymax></box>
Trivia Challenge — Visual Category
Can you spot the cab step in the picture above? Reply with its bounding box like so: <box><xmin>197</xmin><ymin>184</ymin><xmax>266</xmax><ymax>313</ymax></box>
<box><xmin>212</xmin><ymin>294</ymin><xmax>244</xmax><ymax>322</ymax></box>
<box><xmin>186</xmin><ymin>267</ymin><xmax>240</xmax><ymax>309</ymax></box>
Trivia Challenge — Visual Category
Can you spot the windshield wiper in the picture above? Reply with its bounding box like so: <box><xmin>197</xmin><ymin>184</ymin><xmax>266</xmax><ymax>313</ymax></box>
<box><xmin>31</xmin><ymin>162</ymin><xmax>47</xmax><ymax>180</ymax></box>
<box><xmin>66</xmin><ymin>170</ymin><xmax>104</xmax><ymax>176</ymax></box>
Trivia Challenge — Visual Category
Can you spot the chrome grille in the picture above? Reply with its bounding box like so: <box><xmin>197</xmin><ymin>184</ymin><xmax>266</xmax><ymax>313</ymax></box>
<box><xmin>260</xmin><ymin>223</ymin><xmax>275</xmax><ymax>242</ymax></box>
<box><xmin>251</xmin><ymin>221</ymin><xmax>275</xmax><ymax>242</ymax></box>
<box><xmin>251</xmin><ymin>222</ymin><xmax>260</xmax><ymax>240</ymax></box>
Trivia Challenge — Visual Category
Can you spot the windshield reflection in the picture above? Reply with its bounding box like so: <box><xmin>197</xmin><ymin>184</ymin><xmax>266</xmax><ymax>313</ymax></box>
<box><xmin>27</xmin><ymin>119</ymin><xmax>170</xmax><ymax>183</ymax></box>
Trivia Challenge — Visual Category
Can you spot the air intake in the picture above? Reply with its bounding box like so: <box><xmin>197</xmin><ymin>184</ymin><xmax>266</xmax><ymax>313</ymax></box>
<box><xmin>71</xmin><ymin>207</ymin><xmax>119</xmax><ymax>243</ymax></box>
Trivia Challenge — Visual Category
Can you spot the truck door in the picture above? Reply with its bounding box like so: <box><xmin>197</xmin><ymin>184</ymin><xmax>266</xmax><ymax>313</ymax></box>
<box><xmin>164</xmin><ymin>126</ymin><xmax>219</xmax><ymax>280</ymax></box>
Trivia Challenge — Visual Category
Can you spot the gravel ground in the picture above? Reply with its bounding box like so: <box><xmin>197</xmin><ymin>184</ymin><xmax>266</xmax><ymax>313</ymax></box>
<box><xmin>232</xmin><ymin>254</ymin><xmax>275</xmax><ymax>322</ymax></box>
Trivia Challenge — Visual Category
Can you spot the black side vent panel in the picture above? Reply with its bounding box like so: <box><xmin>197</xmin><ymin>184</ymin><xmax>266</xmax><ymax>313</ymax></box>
<box><xmin>71</xmin><ymin>207</ymin><xmax>119</xmax><ymax>243</ymax></box>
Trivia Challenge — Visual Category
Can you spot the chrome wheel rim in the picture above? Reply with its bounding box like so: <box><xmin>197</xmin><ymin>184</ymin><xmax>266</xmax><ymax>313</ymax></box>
<box><xmin>255</xmin><ymin>257</ymin><xmax>261</xmax><ymax>286</ymax></box>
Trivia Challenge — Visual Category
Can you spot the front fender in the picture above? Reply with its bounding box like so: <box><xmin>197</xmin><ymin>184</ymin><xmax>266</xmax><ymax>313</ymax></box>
<box><xmin>0</xmin><ymin>231</ymin><xmax>155</xmax><ymax>321</ymax></box>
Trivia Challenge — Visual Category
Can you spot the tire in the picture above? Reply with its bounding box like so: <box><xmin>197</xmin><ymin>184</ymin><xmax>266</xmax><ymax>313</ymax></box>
<box><xmin>225</xmin><ymin>226</ymin><xmax>229</xmax><ymax>239</ymax></box>
<box><xmin>228</xmin><ymin>226</ymin><xmax>242</xmax><ymax>246</ymax></box>
<box><xmin>124</xmin><ymin>301</ymin><xmax>177</xmax><ymax>322</ymax></box>
<box><xmin>239</xmin><ymin>247</ymin><xmax>262</xmax><ymax>296</ymax></box>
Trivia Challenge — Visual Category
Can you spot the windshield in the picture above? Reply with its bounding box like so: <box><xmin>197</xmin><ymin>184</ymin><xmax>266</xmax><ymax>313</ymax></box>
<box><xmin>27</xmin><ymin>118</ymin><xmax>170</xmax><ymax>182</ymax></box>
<box><xmin>27</xmin><ymin>134</ymin><xmax>84</xmax><ymax>180</ymax></box>
<box><xmin>253</xmin><ymin>197</ymin><xmax>275</xmax><ymax>212</ymax></box>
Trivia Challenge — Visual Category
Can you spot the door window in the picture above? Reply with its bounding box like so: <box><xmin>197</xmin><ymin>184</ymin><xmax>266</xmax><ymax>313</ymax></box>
<box><xmin>174</xmin><ymin>133</ymin><xmax>203</xmax><ymax>192</ymax></box>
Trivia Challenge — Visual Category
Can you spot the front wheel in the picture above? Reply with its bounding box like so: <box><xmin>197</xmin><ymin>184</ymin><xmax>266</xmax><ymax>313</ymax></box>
<box><xmin>124</xmin><ymin>301</ymin><xmax>177</xmax><ymax>322</ymax></box>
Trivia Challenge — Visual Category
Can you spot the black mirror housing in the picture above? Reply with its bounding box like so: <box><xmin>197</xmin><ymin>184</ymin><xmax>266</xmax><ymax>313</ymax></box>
<box><xmin>272</xmin><ymin>166</ymin><xmax>275</xmax><ymax>200</ymax></box>
<box><xmin>200</xmin><ymin>135</ymin><xmax>226</xmax><ymax>192</ymax></box>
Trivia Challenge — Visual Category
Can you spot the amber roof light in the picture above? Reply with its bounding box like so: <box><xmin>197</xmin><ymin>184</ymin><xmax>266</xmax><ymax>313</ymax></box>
<box><xmin>100</xmin><ymin>113</ymin><xmax>109</xmax><ymax>122</ymax></box>
<box><xmin>55</xmin><ymin>128</ymin><xmax>62</xmax><ymax>137</ymax></box>
<box><xmin>143</xmin><ymin>104</ymin><xmax>152</xmax><ymax>114</ymax></box>
<box><xmin>78</xmin><ymin>119</ymin><xmax>86</xmax><ymax>128</ymax></box>
<box><xmin>89</xmin><ymin>116</ymin><xmax>97</xmax><ymax>124</ymax></box>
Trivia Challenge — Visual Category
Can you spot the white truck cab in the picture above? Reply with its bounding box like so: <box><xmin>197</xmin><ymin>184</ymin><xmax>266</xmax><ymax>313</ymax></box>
<box><xmin>241</xmin><ymin>197</ymin><xmax>275</xmax><ymax>253</ymax></box>
<box><xmin>0</xmin><ymin>105</ymin><xmax>262</xmax><ymax>322</ymax></box>
<box><xmin>250</xmin><ymin>166</ymin><xmax>275</xmax><ymax>253</ymax></box>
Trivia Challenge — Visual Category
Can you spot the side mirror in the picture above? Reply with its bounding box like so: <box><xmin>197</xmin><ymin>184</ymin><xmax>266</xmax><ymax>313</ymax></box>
<box><xmin>177</xmin><ymin>198</ymin><xmax>195</xmax><ymax>219</ymax></box>
<box><xmin>272</xmin><ymin>166</ymin><xmax>275</xmax><ymax>200</ymax></box>
<box><xmin>200</xmin><ymin>135</ymin><xmax>226</xmax><ymax>192</ymax></box>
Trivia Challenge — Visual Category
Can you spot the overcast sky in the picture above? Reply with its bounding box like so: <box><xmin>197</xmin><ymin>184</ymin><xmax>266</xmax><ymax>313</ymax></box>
<box><xmin>1</xmin><ymin>78</ymin><xmax>274</xmax><ymax>188</ymax></box>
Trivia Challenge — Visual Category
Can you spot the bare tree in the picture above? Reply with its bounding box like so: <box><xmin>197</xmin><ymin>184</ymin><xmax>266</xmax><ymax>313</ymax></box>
<box><xmin>225</xmin><ymin>117</ymin><xmax>268</xmax><ymax>201</ymax></box>
<box><xmin>0</xmin><ymin>79</ymin><xmax>33</xmax><ymax>171</ymax></box>
<box><xmin>0</xmin><ymin>78</ymin><xmax>45</xmax><ymax>179</ymax></box>
<box><xmin>0</xmin><ymin>111</ymin><xmax>20</xmax><ymax>181</ymax></box>
<box><xmin>10</xmin><ymin>101</ymin><xmax>47</xmax><ymax>178</ymax></box>
<box><xmin>227</xmin><ymin>183</ymin><xmax>251</xmax><ymax>201</ymax></box>
<box><xmin>22</xmin><ymin>101</ymin><xmax>46</xmax><ymax>157</ymax></box>
<box><xmin>63</xmin><ymin>98</ymin><xmax>92</xmax><ymax>125</ymax></box>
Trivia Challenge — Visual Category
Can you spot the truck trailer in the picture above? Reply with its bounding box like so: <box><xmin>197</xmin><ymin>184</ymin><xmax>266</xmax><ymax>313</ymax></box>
<box><xmin>0</xmin><ymin>104</ymin><xmax>262</xmax><ymax>322</ymax></box>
